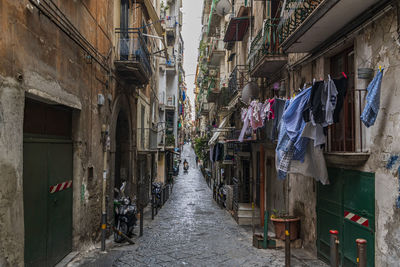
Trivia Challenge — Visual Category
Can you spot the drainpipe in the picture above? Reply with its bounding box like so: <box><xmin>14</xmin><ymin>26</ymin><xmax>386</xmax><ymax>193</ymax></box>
<box><xmin>101</xmin><ymin>124</ymin><xmax>110</xmax><ymax>251</ymax></box>
<box><xmin>250</xmin><ymin>0</ymin><xmax>253</xmax><ymax>41</ymax></box>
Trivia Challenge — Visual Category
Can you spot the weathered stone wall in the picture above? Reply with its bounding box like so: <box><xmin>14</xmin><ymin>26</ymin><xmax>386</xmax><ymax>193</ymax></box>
<box><xmin>0</xmin><ymin>77</ymin><xmax>25</xmax><ymax>267</ymax></box>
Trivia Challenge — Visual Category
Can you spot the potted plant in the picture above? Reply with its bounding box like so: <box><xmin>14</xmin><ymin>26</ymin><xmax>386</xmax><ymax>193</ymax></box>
<box><xmin>270</xmin><ymin>209</ymin><xmax>300</xmax><ymax>241</ymax></box>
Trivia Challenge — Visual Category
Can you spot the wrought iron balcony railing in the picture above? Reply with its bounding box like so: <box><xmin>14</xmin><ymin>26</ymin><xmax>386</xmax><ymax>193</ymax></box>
<box><xmin>248</xmin><ymin>18</ymin><xmax>284</xmax><ymax>73</ymax></box>
<box><xmin>278</xmin><ymin>0</ymin><xmax>324</xmax><ymax>44</ymax></box>
<box><xmin>220</xmin><ymin>65</ymin><xmax>249</xmax><ymax>107</ymax></box>
<box><xmin>115</xmin><ymin>29</ymin><xmax>152</xmax><ymax>82</ymax></box>
<box><xmin>228</xmin><ymin>65</ymin><xmax>249</xmax><ymax>95</ymax></box>
<box><xmin>161</xmin><ymin>15</ymin><xmax>178</xmax><ymax>29</ymax></box>
<box><xmin>208</xmin><ymin>38</ymin><xmax>225</xmax><ymax>64</ymax></box>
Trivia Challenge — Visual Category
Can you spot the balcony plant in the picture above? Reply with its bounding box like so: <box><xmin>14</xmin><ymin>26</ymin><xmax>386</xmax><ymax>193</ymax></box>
<box><xmin>270</xmin><ymin>209</ymin><xmax>300</xmax><ymax>241</ymax></box>
<box><xmin>166</xmin><ymin>134</ymin><xmax>175</xmax><ymax>147</ymax></box>
<box><xmin>194</xmin><ymin>136</ymin><xmax>209</xmax><ymax>162</ymax></box>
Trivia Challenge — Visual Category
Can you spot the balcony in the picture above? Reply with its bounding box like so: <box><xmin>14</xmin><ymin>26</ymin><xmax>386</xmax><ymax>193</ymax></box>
<box><xmin>165</xmin><ymin>133</ymin><xmax>175</xmax><ymax>148</ymax></box>
<box><xmin>219</xmin><ymin>65</ymin><xmax>248</xmax><ymax>109</ymax></box>
<box><xmin>207</xmin><ymin>77</ymin><xmax>220</xmax><ymax>103</ymax></box>
<box><xmin>165</xmin><ymin>95</ymin><xmax>176</xmax><ymax>109</ymax></box>
<box><xmin>114</xmin><ymin>29</ymin><xmax>152</xmax><ymax>85</ymax></box>
<box><xmin>279</xmin><ymin>0</ymin><xmax>383</xmax><ymax>52</ymax></box>
<box><xmin>162</xmin><ymin>16</ymin><xmax>177</xmax><ymax>46</ymax></box>
<box><xmin>228</xmin><ymin>65</ymin><xmax>248</xmax><ymax>94</ymax></box>
<box><xmin>248</xmin><ymin>19</ymin><xmax>287</xmax><ymax>77</ymax></box>
<box><xmin>160</xmin><ymin>57</ymin><xmax>176</xmax><ymax>73</ymax></box>
<box><xmin>208</xmin><ymin>38</ymin><xmax>225</xmax><ymax>65</ymax></box>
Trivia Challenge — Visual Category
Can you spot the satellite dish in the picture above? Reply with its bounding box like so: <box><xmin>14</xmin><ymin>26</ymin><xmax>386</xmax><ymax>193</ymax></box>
<box><xmin>216</xmin><ymin>0</ymin><xmax>231</xmax><ymax>17</ymax></box>
<box><xmin>241</xmin><ymin>82</ymin><xmax>260</xmax><ymax>104</ymax></box>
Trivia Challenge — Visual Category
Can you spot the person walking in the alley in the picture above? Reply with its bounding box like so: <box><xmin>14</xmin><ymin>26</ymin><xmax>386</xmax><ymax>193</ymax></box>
<box><xmin>195</xmin><ymin>155</ymin><xmax>198</xmax><ymax>167</ymax></box>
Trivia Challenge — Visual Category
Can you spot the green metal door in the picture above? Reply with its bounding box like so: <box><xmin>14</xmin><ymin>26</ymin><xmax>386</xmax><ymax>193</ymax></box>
<box><xmin>46</xmin><ymin>142</ymin><xmax>73</xmax><ymax>266</ymax></box>
<box><xmin>23</xmin><ymin>142</ymin><xmax>48</xmax><ymax>267</ymax></box>
<box><xmin>23</xmin><ymin>139</ymin><xmax>73</xmax><ymax>267</ymax></box>
<box><xmin>317</xmin><ymin>168</ymin><xmax>343</xmax><ymax>261</ymax></box>
<box><xmin>342</xmin><ymin>170</ymin><xmax>374</xmax><ymax>266</ymax></box>
<box><xmin>317</xmin><ymin>168</ymin><xmax>375</xmax><ymax>267</ymax></box>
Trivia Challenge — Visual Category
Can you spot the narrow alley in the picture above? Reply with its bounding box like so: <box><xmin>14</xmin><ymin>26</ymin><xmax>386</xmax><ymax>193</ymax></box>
<box><xmin>1</xmin><ymin>1</ymin><xmax>399</xmax><ymax>266</ymax></box>
<box><xmin>69</xmin><ymin>144</ymin><xmax>327</xmax><ymax>267</ymax></box>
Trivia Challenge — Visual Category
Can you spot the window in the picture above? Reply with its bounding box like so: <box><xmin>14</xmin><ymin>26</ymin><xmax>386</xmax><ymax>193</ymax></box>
<box><xmin>329</xmin><ymin>48</ymin><xmax>355</xmax><ymax>152</ymax></box>
<box><xmin>166</xmin><ymin>111</ymin><xmax>174</xmax><ymax>131</ymax></box>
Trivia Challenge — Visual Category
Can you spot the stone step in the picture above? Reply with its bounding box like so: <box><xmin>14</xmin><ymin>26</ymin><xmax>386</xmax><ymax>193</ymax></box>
<box><xmin>237</xmin><ymin>215</ymin><xmax>261</xmax><ymax>226</ymax></box>
<box><xmin>237</xmin><ymin>209</ymin><xmax>260</xmax><ymax>217</ymax></box>
<box><xmin>238</xmin><ymin>203</ymin><xmax>260</xmax><ymax>211</ymax></box>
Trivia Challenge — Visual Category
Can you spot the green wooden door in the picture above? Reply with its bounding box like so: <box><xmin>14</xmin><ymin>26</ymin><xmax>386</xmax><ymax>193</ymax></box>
<box><xmin>317</xmin><ymin>168</ymin><xmax>375</xmax><ymax>267</ymax></box>
<box><xmin>24</xmin><ymin>139</ymin><xmax>73</xmax><ymax>267</ymax></box>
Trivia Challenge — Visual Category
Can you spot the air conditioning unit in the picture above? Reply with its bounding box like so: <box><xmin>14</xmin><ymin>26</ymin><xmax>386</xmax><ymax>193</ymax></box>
<box><xmin>209</xmin><ymin>69</ymin><xmax>217</xmax><ymax>77</ymax></box>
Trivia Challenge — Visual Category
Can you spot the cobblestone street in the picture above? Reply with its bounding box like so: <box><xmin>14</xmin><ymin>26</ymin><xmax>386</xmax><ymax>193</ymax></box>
<box><xmin>69</xmin><ymin>144</ymin><xmax>327</xmax><ymax>267</ymax></box>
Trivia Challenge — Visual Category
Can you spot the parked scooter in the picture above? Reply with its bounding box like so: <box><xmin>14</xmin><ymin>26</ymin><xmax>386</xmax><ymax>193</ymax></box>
<box><xmin>152</xmin><ymin>182</ymin><xmax>162</xmax><ymax>208</ymax></box>
<box><xmin>114</xmin><ymin>182</ymin><xmax>137</xmax><ymax>243</ymax></box>
<box><xmin>173</xmin><ymin>165</ymin><xmax>179</xmax><ymax>176</ymax></box>
<box><xmin>218</xmin><ymin>183</ymin><xmax>227</xmax><ymax>208</ymax></box>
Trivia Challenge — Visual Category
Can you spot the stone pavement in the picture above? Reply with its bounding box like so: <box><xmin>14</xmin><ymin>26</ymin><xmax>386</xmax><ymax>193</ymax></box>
<box><xmin>69</xmin><ymin>144</ymin><xmax>328</xmax><ymax>267</ymax></box>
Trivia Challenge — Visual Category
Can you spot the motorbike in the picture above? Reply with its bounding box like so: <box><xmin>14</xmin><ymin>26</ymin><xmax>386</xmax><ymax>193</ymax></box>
<box><xmin>152</xmin><ymin>182</ymin><xmax>162</xmax><ymax>208</ymax></box>
<box><xmin>183</xmin><ymin>161</ymin><xmax>189</xmax><ymax>173</ymax></box>
<box><xmin>173</xmin><ymin>165</ymin><xmax>179</xmax><ymax>176</ymax></box>
<box><xmin>114</xmin><ymin>182</ymin><xmax>137</xmax><ymax>243</ymax></box>
<box><xmin>218</xmin><ymin>183</ymin><xmax>227</xmax><ymax>208</ymax></box>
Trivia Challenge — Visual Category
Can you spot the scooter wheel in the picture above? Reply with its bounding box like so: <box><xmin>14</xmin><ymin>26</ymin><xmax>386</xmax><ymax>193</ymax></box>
<box><xmin>114</xmin><ymin>222</ymin><xmax>128</xmax><ymax>243</ymax></box>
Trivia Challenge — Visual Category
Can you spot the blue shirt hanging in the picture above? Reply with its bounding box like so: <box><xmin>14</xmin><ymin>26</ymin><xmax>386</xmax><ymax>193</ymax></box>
<box><xmin>361</xmin><ymin>69</ymin><xmax>384</xmax><ymax>127</ymax></box>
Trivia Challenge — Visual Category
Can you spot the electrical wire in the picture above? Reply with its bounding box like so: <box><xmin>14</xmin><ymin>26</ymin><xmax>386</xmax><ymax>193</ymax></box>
<box><xmin>29</xmin><ymin>0</ymin><xmax>110</xmax><ymax>72</ymax></box>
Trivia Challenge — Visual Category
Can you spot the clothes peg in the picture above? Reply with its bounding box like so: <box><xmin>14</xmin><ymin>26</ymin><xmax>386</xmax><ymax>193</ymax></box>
<box><xmin>342</xmin><ymin>72</ymin><xmax>347</xmax><ymax>79</ymax></box>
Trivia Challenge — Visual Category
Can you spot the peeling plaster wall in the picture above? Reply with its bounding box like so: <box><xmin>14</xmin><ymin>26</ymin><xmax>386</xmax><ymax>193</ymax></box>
<box><xmin>288</xmin><ymin>174</ymin><xmax>317</xmax><ymax>251</ymax></box>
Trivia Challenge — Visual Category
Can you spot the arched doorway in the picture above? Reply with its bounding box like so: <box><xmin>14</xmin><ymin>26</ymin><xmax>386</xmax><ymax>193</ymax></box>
<box><xmin>114</xmin><ymin>110</ymin><xmax>130</xmax><ymax>196</ymax></box>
